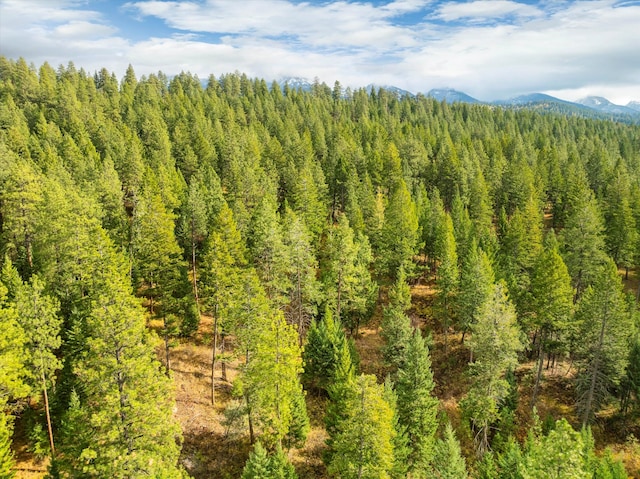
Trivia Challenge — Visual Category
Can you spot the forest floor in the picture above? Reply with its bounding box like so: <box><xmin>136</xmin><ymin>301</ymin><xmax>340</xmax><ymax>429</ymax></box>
<box><xmin>12</xmin><ymin>268</ymin><xmax>640</xmax><ymax>478</ymax></box>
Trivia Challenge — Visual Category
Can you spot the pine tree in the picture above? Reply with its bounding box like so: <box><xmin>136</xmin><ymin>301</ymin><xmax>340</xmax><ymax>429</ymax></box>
<box><xmin>16</xmin><ymin>275</ymin><xmax>61</xmax><ymax>457</ymax></box>
<box><xmin>378</xmin><ymin>178</ymin><xmax>419</xmax><ymax>277</ymax></box>
<box><xmin>57</xmin><ymin>232</ymin><xmax>184</xmax><ymax>477</ymax></box>
<box><xmin>521</xmin><ymin>418</ymin><xmax>587</xmax><ymax>479</ymax></box>
<box><xmin>201</xmin><ymin>202</ymin><xmax>246</xmax><ymax>405</ymax></box>
<box><xmin>282</xmin><ymin>209</ymin><xmax>321</xmax><ymax>343</ymax></box>
<box><xmin>244</xmin><ymin>310</ymin><xmax>308</xmax><ymax>447</ymax></box>
<box><xmin>575</xmin><ymin>259</ymin><xmax>634</xmax><ymax>426</ymax></box>
<box><xmin>432</xmin><ymin>423</ymin><xmax>468</xmax><ymax>479</ymax></box>
<box><xmin>380</xmin><ymin>307</ymin><xmax>412</xmax><ymax>373</ymax></box>
<box><xmin>302</xmin><ymin>309</ymin><xmax>352</xmax><ymax>394</ymax></box>
<box><xmin>461</xmin><ymin>283</ymin><xmax>523</xmax><ymax>455</ymax></box>
<box><xmin>242</xmin><ymin>442</ymin><xmax>272</xmax><ymax>479</ymax></box>
<box><xmin>395</xmin><ymin>330</ymin><xmax>439</xmax><ymax>475</ymax></box>
<box><xmin>561</xmin><ymin>188</ymin><xmax>607</xmax><ymax>301</ymax></box>
<box><xmin>456</xmin><ymin>242</ymin><xmax>494</xmax><ymax>346</ymax></box>
<box><xmin>529</xmin><ymin>232</ymin><xmax>573</xmax><ymax>408</ymax></box>
<box><xmin>435</xmin><ymin>213</ymin><xmax>459</xmax><ymax>354</ymax></box>
<box><xmin>0</xmin><ymin>411</ymin><xmax>15</xmax><ymax>479</ymax></box>
<box><xmin>132</xmin><ymin>172</ymin><xmax>185</xmax><ymax>317</ymax></box>
<box><xmin>328</xmin><ymin>374</ymin><xmax>396</xmax><ymax>479</ymax></box>
<box><xmin>247</xmin><ymin>193</ymin><xmax>291</xmax><ymax>308</ymax></box>
<box><xmin>383</xmin><ymin>378</ymin><xmax>410</xmax><ymax>479</ymax></box>
<box><xmin>603</xmin><ymin>167</ymin><xmax>638</xmax><ymax>278</ymax></box>
<box><xmin>0</xmin><ymin>281</ymin><xmax>29</xmax><ymax>402</ymax></box>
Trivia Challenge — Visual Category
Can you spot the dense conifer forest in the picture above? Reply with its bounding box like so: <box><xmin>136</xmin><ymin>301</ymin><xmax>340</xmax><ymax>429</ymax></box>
<box><xmin>0</xmin><ymin>56</ymin><xmax>639</xmax><ymax>478</ymax></box>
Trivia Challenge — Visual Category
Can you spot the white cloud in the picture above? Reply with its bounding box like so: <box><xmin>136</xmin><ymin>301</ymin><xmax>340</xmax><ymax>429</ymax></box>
<box><xmin>0</xmin><ymin>0</ymin><xmax>639</xmax><ymax>103</ymax></box>
<box><xmin>437</xmin><ymin>1</ymin><xmax>543</xmax><ymax>22</ymax></box>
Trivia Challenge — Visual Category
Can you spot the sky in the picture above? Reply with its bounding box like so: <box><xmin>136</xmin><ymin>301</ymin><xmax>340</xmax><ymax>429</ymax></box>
<box><xmin>1</xmin><ymin>0</ymin><xmax>639</xmax><ymax>104</ymax></box>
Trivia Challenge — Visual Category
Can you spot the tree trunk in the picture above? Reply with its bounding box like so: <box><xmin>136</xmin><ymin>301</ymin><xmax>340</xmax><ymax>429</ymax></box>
<box><xmin>211</xmin><ymin>305</ymin><xmax>218</xmax><ymax>406</ymax></box>
<box><xmin>191</xmin><ymin>235</ymin><xmax>199</xmax><ymax>306</ymax></box>
<box><xmin>582</xmin><ymin>314</ymin><xmax>607</xmax><ymax>427</ymax></box>
<box><xmin>41</xmin><ymin>369</ymin><xmax>55</xmax><ymax>457</ymax></box>
<box><xmin>530</xmin><ymin>330</ymin><xmax>545</xmax><ymax>409</ymax></box>
<box><xmin>164</xmin><ymin>317</ymin><xmax>171</xmax><ymax>377</ymax></box>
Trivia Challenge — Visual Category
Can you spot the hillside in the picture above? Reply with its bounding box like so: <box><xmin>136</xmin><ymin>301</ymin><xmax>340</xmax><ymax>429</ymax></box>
<box><xmin>0</xmin><ymin>57</ymin><xmax>639</xmax><ymax>478</ymax></box>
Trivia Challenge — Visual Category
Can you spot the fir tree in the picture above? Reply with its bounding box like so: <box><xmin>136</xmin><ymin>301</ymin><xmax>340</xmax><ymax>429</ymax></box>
<box><xmin>462</xmin><ymin>283</ymin><xmax>523</xmax><ymax>455</ymax></box>
<box><xmin>529</xmin><ymin>232</ymin><xmax>573</xmax><ymax>408</ymax></box>
<box><xmin>432</xmin><ymin>423</ymin><xmax>468</xmax><ymax>479</ymax></box>
<box><xmin>15</xmin><ymin>275</ymin><xmax>61</xmax><ymax>457</ymax></box>
<box><xmin>575</xmin><ymin>259</ymin><xmax>634</xmax><ymax>426</ymax></box>
<box><xmin>328</xmin><ymin>374</ymin><xmax>396</xmax><ymax>479</ymax></box>
<box><xmin>395</xmin><ymin>330</ymin><xmax>439</xmax><ymax>475</ymax></box>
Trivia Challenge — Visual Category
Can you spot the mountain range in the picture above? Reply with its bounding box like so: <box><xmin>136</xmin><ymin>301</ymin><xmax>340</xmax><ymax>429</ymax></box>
<box><xmin>277</xmin><ymin>77</ymin><xmax>640</xmax><ymax>123</ymax></box>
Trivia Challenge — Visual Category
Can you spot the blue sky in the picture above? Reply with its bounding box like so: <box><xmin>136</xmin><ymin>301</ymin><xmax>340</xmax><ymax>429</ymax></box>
<box><xmin>1</xmin><ymin>0</ymin><xmax>639</xmax><ymax>103</ymax></box>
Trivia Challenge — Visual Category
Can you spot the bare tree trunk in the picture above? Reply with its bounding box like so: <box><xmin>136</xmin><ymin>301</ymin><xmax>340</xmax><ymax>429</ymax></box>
<box><xmin>530</xmin><ymin>330</ymin><xmax>545</xmax><ymax>409</ymax></box>
<box><xmin>41</xmin><ymin>369</ymin><xmax>55</xmax><ymax>457</ymax></box>
<box><xmin>211</xmin><ymin>305</ymin><xmax>218</xmax><ymax>406</ymax></box>
<box><xmin>164</xmin><ymin>317</ymin><xmax>171</xmax><ymax>377</ymax></box>
<box><xmin>191</xmin><ymin>235</ymin><xmax>199</xmax><ymax>306</ymax></box>
<box><xmin>582</xmin><ymin>313</ymin><xmax>606</xmax><ymax>427</ymax></box>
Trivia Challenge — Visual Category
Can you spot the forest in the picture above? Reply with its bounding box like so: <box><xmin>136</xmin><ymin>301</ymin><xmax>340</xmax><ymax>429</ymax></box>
<box><xmin>0</xmin><ymin>56</ymin><xmax>639</xmax><ymax>479</ymax></box>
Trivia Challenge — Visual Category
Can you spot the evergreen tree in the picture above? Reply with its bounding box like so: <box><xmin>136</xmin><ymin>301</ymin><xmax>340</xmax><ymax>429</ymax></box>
<box><xmin>282</xmin><ymin>209</ymin><xmax>321</xmax><ymax>342</ymax></box>
<box><xmin>132</xmin><ymin>172</ymin><xmax>185</xmax><ymax>316</ymax></box>
<box><xmin>247</xmin><ymin>193</ymin><xmax>291</xmax><ymax>308</ymax></box>
<box><xmin>0</xmin><ymin>281</ymin><xmax>29</xmax><ymax>402</ymax></box>
<box><xmin>328</xmin><ymin>374</ymin><xmax>396</xmax><ymax>479</ymax></box>
<box><xmin>57</xmin><ymin>233</ymin><xmax>184</xmax><ymax>477</ymax></box>
<box><xmin>0</xmin><ymin>411</ymin><xmax>15</xmax><ymax>479</ymax></box>
<box><xmin>378</xmin><ymin>178</ymin><xmax>419</xmax><ymax>277</ymax></box>
<box><xmin>561</xmin><ymin>188</ymin><xmax>607</xmax><ymax>301</ymax></box>
<box><xmin>395</xmin><ymin>330</ymin><xmax>439</xmax><ymax>476</ymax></box>
<box><xmin>200</xmin><ymin>202</ymin><xmax>246</xmax><ymax>405</ymax></box>
<box><xmin>244</xmin><ymin>310</ymin><xmax>308</xmax><ymax>447</ymax></box>
<box><xmin>574</xmin><ymin>259</ymin><xmax>634</xmax><ymax>425</ymax></box>
<box><xmin>521</xmin><ymin>418</ymin><xmax>587</xmax><ymax>479</ymax></box>
<box><xmin>435</xmin><ymin>213</ymin><xmax>459</xmax><ymax>354</ymax></box>
<box><xmin>461</xmin><ymin>283</ymin><xmax>523</xmax><ymax>455</ymax></box>
<box><xmin>380</xmin><ymin>307</ymin><xmax>412</xmax><ymax>373</ymax></box>
<box><xmin>302</xmin><ymin>309</ymin><xmax>352</xmax><ymax>394</ymax></box>
<box><xmin>456</xmin><ymin>242</ymin><xmax>494</xmax><ymax>346</ymax></box>
<box><xmin>432</xmin><ymin>423</ymin><xmax>467</xmax><ymax>479</ymax></box>
<box><xmin>529</xmin><ymin>232</ymin><xmax>573</xmax><ymax>408</ymax></box>
<box><xmin>15</xmin><ymin>275</ymin><xmax>61</xmax><ymax>457</ymax></box>
<box><xmin>603</xmin><ymin>167</ymin><xmax>638</xmax><ymax>278</ymax></box>
<box><xmin>242</xmin><ymin>442</ymin><xmax>272</xmax><ymax>479</ymax></box>
<box><xmin>383</xmin><ymin>378</ymin><xmax>410</xmax><ymax>479</ymax></box>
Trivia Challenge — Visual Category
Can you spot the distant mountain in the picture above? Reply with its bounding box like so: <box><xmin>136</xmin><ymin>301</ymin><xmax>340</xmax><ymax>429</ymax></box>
<box><xmin>427</xmin><ymin>88</ymin><xmax>481</xmax><ymax>104</ymax></box>
<box><xmin>366</xmin><ymin>84</ymin><xmax>414</xmax><ymax>98</ymax></box>
<box><xmin>278</xmin><ymin>77</ymin><xmax>314</xmax><ymax>92</ymax></box>
<box><xmin>627</xmin><ymin>101</ymin><xmax>640</xmax><ymax>112</ymax></box>
<box><xmin>489</xmin><ymin>93</ymin><xmax>640</xmax><ymax>124</ymax></box>
<box><xmin>576</xmin><ymin>96</ymin><xmax>640</xmax><ymax>116</ymax></box>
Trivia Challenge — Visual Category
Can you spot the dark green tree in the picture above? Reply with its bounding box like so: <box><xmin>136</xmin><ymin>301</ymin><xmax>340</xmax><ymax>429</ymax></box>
<box><xmin>574</xmin><ymin>259</ymin><xmax>634</xmax><ymax>426</ymax></box>
<box><xmin>395</xmin><ymin>330</ymin><xmax>439</xmax><ymax>476</ymax></box>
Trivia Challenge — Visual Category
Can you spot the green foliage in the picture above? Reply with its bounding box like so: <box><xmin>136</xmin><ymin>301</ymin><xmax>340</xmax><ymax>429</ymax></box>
<box><xmin>328</xmin><ymin>374</ymin><xmax>396</xmax><ymax>479</ymax></box>
<box><xmin>244</xmin><ymin>310</ymin><xmax>308</xmax><ymax>447</ymax></box>
<box><xmin>0</xmin><ymin>281</ymin><xmax>29</xmax><ymax>401</ymax></box>
<box><xmin>242</xmin><ymin>442</ymin><xmax>298</xmax><ymax>479</ymax></box>
<box><xmin>395</xmin><ymin>330</ymin><xmax>439</xmax><ymax>475</ymax></box>
<box><xmin>462</xmin><ymin>283</ymin><xmax>523</xmax><ymax>454</ymax></box>
<box><xmin>0</xmin><ymin>411</ymin><xmax>15</xmax><ymax>479</ymax></box>
<box><xmin>378</xmin><ymin>178</ymin><xmax>419</xmax><ymax>277</ymax></box>
<box><xmin>521</xmin><ymin>418</ymin><xmax>587</xmax><ymax>479</ymax></box>
<box><xmin>432</xmin><ymin>423</ymin><xmax>467</xmax><ymax>479</ymax></box>
<box><xmin>302</xmin><ymin>309</ymin><xmax>352</xmax><ymax>394</ymax></box>
<box><xmin>574</xmin><ymin>259</ymin><xmax>634</xmax><ymax>425</ymax></box>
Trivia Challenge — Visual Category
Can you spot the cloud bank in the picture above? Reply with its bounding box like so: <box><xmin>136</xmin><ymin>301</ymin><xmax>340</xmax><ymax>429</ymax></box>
<box><xmin>0</xmin><ymin>0</ymin><xmax>639</xmax><ymax>103</ymax></box>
